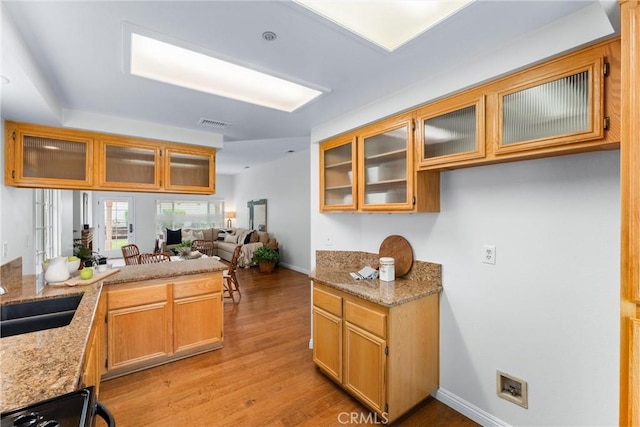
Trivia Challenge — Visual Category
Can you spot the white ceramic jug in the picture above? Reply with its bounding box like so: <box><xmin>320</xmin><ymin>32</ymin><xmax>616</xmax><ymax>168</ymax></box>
<box><xmin>44</xmin><ymin>256</ymin><xmax>70</xmax><ymax>283</ymax></box>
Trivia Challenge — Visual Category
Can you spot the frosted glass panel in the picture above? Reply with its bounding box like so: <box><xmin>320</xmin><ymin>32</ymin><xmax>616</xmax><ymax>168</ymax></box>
<box><xmin>423</xmin><ymin>105</ymin><xmax>476</xmax><ymax>158</ymax></box>
<box><xmin>503</xmin><ymin>70</ymin><xmax>590</xmax><ymax>145</ymax></box>
<box><xmin>22</xmin><ymin>136</ymin><xmax>87</xmax><ymax>180</ymax></box>
<box><xmin>169</xmin><ymin>152</ymin><xmax>210</xmax><ymax>187</ymax></box>
<box><xmin>105</xmin><ymin>145</ymin><xmax>156</xmax><ymax>184</ymax></box>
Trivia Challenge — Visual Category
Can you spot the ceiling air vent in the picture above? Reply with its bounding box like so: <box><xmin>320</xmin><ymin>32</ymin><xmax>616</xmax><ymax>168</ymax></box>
<box><xmin>198</xmin><ymin>118</ymin><xmax>231</xmax><ymax>129</ymax></box>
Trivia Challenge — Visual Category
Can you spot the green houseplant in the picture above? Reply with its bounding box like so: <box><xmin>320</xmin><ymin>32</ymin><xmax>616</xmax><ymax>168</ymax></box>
<box><xmin>252</xmin><ymin>246</ymin><xmax>280</xmax><ymax>273</ymax></box>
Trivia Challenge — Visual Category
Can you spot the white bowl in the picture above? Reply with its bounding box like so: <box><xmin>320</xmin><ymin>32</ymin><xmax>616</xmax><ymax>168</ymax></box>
<box><xmin>67</xmin><ymin>259</ymin><xmax>81</xmax><ymax>273</ymax></box>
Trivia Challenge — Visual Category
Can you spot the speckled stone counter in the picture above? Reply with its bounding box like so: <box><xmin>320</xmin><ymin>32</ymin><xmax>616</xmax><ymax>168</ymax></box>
<box><xmin>103</xmin><ymin>257</ymin><xmax>226</xmax><ymax>285</ymax></box>
<box><xmin>0</xmin><ymin>256</ymin><xmax>227</xmax><ymax>413</ymax></box>
<box><xmin>310</xmin><ymin>250</ymin><xmax>442</xmax><ymax>307</ymax></box>
<box><xmin>0</xmin><ymin>272</ymin><xmax>102</xmax><ymax>412</ymax></box>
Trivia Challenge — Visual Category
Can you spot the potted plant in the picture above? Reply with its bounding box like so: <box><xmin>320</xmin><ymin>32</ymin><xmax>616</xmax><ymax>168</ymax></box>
<box><xmin>252</xmin><ymin>246</ymin><xmax>280</xmax><ymax>273</ymax></box>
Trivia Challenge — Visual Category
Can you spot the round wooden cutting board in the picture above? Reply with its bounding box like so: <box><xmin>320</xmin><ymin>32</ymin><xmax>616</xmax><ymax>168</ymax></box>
<box><xmin>378</xmin><ymin>235</ymin><xmax>413</xmax><ymax>277</ymax></box>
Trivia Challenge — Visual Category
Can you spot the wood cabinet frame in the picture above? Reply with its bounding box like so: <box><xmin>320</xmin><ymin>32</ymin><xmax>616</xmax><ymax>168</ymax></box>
<box><xmin>416</xmin><ymin>92</ymin><xmax>486</xmax><ymax>167</ymax></box>
<box><xmin>319</xmin><ymin>134</ymin><xmax>358</xmax><ymax>212</ymax></box>
<box><xmin>4</xmin><ymin>120</ymin><xmax>216</xmax><ymax>194</ymax></box>
<box><xmin>357</xmin><ymin>112</ymin><xmax>415</xmax><ymax>212</ymax></box>
<box><xmin>312</xmin><ymin>282</ymin><xmax>439</xmax><ymax>422</ymax></box>
<box><xmin>97</xmin><ymin>137</ymin><xmax>162</xmax><ymax>191</ymax></box>
<box><xmin>494</xmin><ymin>56</ymin><xmax>604</xmax><ymax>155</ymax></box>
<box><xmin>5</xmin><ymin>121</ymin><xmax>94</xmax><ymax>188</ymax></box>
<box><xmin>103</xmin><ymin>273</ymin><xmax>223</xmax><ymax>379</ymax></box>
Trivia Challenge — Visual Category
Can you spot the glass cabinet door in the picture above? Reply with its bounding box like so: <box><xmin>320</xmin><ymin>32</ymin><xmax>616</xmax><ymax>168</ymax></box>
<box><xmin>98</xmin><ymin>139</ymin><xmax>161</xmax><ymax>190</ymax></box>
<box><xmin>417</xmin><ymin>94</ymin><xmax>485</xmax><ymax>168</ymax></box>
<box><xmin>496</xmin><ymin>57</ymin><xmax>604</xmax><ymax>154</ymax></box>
<box><xmin>164</xmin><ymin>148</ymin><xmax>215</xmax><ymax>193</ymax></box>
<box><xmin>320</xmin><ymin>136</ymin><xmax>357</xmax><ymax>211</ymax></box>
<box><xmin>13</xmin><ymin>127</ymin><xmax>93</xmax><ymax>188</ymax></box>
<box><xmin>358</xmin><ymin>114</ymin><xmax>414</xmax><ymax>211</ymax></box>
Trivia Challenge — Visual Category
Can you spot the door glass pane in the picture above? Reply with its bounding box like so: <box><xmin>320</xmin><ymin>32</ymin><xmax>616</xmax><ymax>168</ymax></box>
<box><xmin>503</xmin><ymin>70</ymin><xmax>590</xmax><ymax>145</ymax></box>
<box><xmin>23</xmin><ymin>136</ymin><xmax>87</xmax><ymax>180</ymax></box>
<box><xmin>423</xmin><ymin>105</ymin><xmax>476</xmax><ymax>158</ymax></box>
<box><xmin>324</xmin><ymin>144</ymin><xmax>353</xmax><ymax>206</ymax></box>
<box><xmin>103</xmin><ymin>200</ymin><xmax>130</xmax><ymax>251</ymax></box>
<box><xmin>363</xmin><ymin>127</ymin><xmax>407</xmax><ymax>205</ymax></box>
<box><xmin>169</xmin><ymin>152</ymin><xmax>210</xmax><ymax>187</ymax></box>
<box><xmin>105</xmin><ymin>145</ymin><xmax>156</xmax><ymax>184</ymax></box>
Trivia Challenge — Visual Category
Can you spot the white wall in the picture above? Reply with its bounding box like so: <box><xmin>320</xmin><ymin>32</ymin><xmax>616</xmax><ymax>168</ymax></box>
<box><xmin>233</xmin><ymin>149</ymin><xmax>311</xmax><ymax>273</ymax></box>
<box><xmin>308</xmin><ymin>5</ymin><xmax>620</xmax><ymax>425</ymax></box>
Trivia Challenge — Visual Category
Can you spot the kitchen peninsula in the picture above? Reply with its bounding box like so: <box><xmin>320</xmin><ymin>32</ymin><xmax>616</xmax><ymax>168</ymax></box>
<box><xmin>0</xmin><ymin>256</ymin><xmax>226</xmax><ymax>412</ymax></box>
<box><xmin>310</xmin><ymin>250</ymin><xmax>442</xmax><ymax>423</ymax></box>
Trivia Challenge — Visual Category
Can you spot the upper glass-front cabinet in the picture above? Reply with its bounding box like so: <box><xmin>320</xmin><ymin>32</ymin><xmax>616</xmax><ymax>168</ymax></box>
<box><xmin>416</xmin><ymin>93</ymin><xmax>485</xmax><ymax>168</ymax></box>
<box><xmin>358</xmin><ymin>113</ymin><xmax>414</xmax><ymax>211</ymax></box>
<box><xmin>496</xmin><ymin>56</ymin><xmax>604</xmax><ymax>154</ymax></box>
<box><xmin>7</xmin><ymin>124</ymin><xmax>93</xmax><ymax>188</ymax></box>
<box><xmin>98</xmin><ymin>139</ymin><xmax>162</xmax><ymax>190</ymax></box>
<box><xmin>164</xmin><ymin>147</ymin><xmax>215</xmax><ymax>194</ymax></box>
<box><xmin>320</xmin><ymin>135</ymin><xmax>357</xmax><ymax>212</ymax></box>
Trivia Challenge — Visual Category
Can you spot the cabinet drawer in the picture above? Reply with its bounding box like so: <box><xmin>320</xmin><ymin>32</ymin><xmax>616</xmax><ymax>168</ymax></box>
<box><xmin>314</xmin><ymin>286</ymin><xmax>342</xmax><ymax>317</ymax></box>
<box><xmin>345</xmin><ymin>300</ymin><xmax>386</xmax><ymax>339</ymax></box>
<box><xmin>174</xmin><ymin>275</ymin><xmax>222</xmax><ymax>299</ymax></box>
<box><xmin>108</xmin><ymin>284</ymin><xmax>168</xmax><ymax>310</ymax></box>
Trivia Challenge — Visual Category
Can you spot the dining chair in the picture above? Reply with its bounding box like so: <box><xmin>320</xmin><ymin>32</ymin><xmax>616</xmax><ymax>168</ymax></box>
<box><xmin>121</xmin><ymin>244</ymin><xmax>141</xmax><ymax>265</ymax></box>
<box><xmin>191</xmin><ymin>239</ymin><xmax>214</xmax><ymax>256</ymax></box>
<box><xmin>139</xmin><ymin>253</ymin><xmax>172</xmax><ymax>264</ymax></box>
<box><xmin>223</xmin><ymin>245</ymin><xmax>242</xmax><ymax>303</ymax></box>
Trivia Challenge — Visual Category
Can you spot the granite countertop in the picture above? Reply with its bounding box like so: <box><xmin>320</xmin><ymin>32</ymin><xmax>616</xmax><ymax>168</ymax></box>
<box><xmin>310</xmin><ymin>250</ymin><xmax>443</xmax><ymax>308</ymax></box>
<box><xmin>0</xmin><ymin>256</ymin><xmax>226</xmax><ymax>413</ymax></box>
<box><xmin>0</xmin><ymin>275</ymin><xmax>102</xmax><ymax>412</ymax></box>
<box><xmin>103</xmin><ymin>257</ymin><xmax>226</xmax><ymax>285</ymax></box>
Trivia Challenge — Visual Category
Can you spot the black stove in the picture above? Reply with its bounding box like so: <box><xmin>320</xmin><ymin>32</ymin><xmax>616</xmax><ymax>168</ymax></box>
<box><xmin>1</xmin><ymin>387</ymin><xmax>115</xmax><ymax>427</ymax></box>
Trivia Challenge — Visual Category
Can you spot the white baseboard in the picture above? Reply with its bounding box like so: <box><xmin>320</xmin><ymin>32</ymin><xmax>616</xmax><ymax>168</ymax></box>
<box><xmin>279</xmin><ymin>262</ymin><xmax>310</xmax><ymax>275</ymax></box>
<box><xmin>433</xmin><ymin>388</ymin><xmax>510</xmax><ymax>427</ymax></box>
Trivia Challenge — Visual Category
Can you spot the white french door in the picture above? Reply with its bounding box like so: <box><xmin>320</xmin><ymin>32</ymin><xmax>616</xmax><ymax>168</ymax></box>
<box><xmin>96</xmin><ymin>196</ymin><xmax>135</xmax><ymax>259</ymax></box>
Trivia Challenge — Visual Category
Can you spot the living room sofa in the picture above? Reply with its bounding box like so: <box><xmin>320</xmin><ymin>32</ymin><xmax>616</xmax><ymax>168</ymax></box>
<box><xmin>162</xmin><ymin>227</ymin><xmax>277</xmax><ymax>266</ymax></box>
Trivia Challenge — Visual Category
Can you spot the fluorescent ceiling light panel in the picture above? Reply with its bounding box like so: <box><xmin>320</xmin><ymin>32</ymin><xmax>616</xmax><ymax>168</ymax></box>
<box><xmin>294</xmin><ymin>0</ymin><xmax>474</xmax><ymax>51</ymax></box>
<box><xmin>130</xmin><ymin>33</ymin><xmax>323</xmax><ymax>112</ymax></box>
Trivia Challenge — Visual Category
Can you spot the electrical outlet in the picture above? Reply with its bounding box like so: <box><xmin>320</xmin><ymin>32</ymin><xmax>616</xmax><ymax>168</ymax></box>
<box><xmin>324</xmin><ymin>234</ymin><xmax>333</xmax><ymax>246</ymax></box>
<box><xmin>483</xmin><ymin>245</ymin><xmax>496</xmax><ymax>264</ymax></box>
<box><xmin>2</xmin><ymin>242</ymin><xmax>7</xmax><ymax>258</ymax></box>
<box><xmin>497</xmin><ymin>370</ymin><xmax>528</xmax><ymax>408</ymax></box>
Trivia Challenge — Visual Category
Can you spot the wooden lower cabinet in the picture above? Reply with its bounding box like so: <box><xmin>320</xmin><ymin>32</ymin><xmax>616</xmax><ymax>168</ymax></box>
<box><xmin>103</xmin><ymin>272</ymin><xmax>223</xmax><ymax>379</ymax></box>
<box><xmin>312</xmin><ymin>283</ymin><xmax>439</xmax><ymax>423</ymax></box>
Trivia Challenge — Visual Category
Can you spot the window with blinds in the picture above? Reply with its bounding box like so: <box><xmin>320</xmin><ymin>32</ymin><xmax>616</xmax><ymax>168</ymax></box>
<box><xmin>155</xmin><ymin>200</ymin><xmax>225</xmax><ymax>235</ymax></box>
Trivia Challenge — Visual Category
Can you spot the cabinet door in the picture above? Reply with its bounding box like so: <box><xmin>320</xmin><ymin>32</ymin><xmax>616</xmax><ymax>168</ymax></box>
<box><xmin>320</xmin><ymin>135</ymin><xmax>357</xmax><ymax>211</ymax></box>
<box><xmin>344</xmin><ymin>322</ymin><xmax>386</xmax><ymax>413</ymax></box>
<box><xmin>106</xmin><ymin>284</ymin><xmax>171</xmax><ymax>371</ymax></box>
<box><xmin>164</xmin><ymin>147</ymin><xmax>215</xmax><ymax>194</ymax></box>
<box><xmin>313</xmin><ymin>307</ymin><xmax>343</xmax><ymax>383</ymax></box>
<box><xmin>7</xmin><ymin>123</ymin><xmax>93</xmax><ymax>188</ymax></box>
<box><xmin>173</xmin><ymin>293</ymin><xmax>223</xmax><ymax>353</ymax></box>
<box><xmin>107</xmin><ymin>301</ymin><xmax>171</xmax><ymax>371</ymax></box>
<box><xmin>358</xmin><ymin>113</ymin><xmax>414</xmax><ymax>211</ymax></box>
<box><xmin>98</xmin><ymin>139</ymin><xmax>162</xmax><ymax>190</ymax></box>
<box><xmin>495</xmin><ymin>55</ymin><xmax>604</xmax><ymax>155</ymax></box>
<box><xmin>417</xmin><ymin>93</ymin><xmax>485</xmax><ymax>168</ymax></box>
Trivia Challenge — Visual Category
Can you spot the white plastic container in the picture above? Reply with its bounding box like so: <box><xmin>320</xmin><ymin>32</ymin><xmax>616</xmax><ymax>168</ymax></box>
<box><xmin>379</xmin><ymin>257</ymin><xmax>395</xmax><ymax>282</ymax></box>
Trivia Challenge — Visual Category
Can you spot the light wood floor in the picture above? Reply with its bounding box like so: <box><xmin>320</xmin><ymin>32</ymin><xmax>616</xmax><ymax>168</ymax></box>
<box><xmin>98</xmin><ymin>266</ymin><xmax>478</xmax><ymax>427</ymax></box>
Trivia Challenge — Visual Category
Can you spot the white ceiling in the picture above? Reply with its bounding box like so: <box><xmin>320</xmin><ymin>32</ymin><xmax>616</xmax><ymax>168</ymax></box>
<box><xmin>0</xmin><ymin>1</ymin><xmax>619</xmax><ymax>174</ymax></box>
